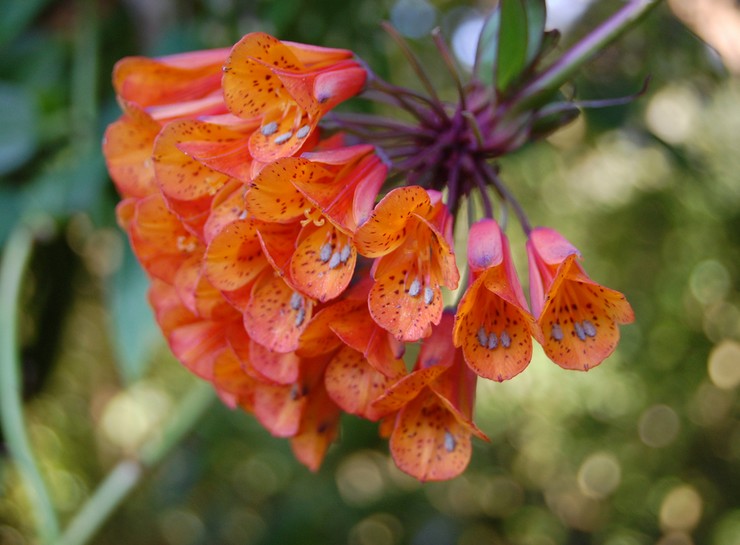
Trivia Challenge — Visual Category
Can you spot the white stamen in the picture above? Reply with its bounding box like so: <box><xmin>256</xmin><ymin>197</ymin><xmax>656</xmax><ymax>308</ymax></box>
<box><xmin>574</xmin><ymin>321</ymin><xmax>586</xmax><ymax>341</ymax></box>
<box><xmin>408</xmin><ymin>278</ymin><xmax>421</xmax><ymax>297</ymax></box>
<box><xmin>500</xmin><ymin>330</ymin><xmax>511</xmax><ymax>348</ymax></box>
<box><xmin>583</xmin><ymin>319</ymin><xmax>597</xmax><ymax>337</ymax></box>
<box><xmin>487</xmin><ymin>332</ymin><xmax>498</xmax><ymax>350</ymax></box>
<box><xmin>274</xmin><ymin>131</ymin><xmax>293</xmax><ymax>144</ymax></box>
<box><xmin>296</xmin><ymin>124</ymin><xmax>310</xmax><ymax>139</ymax></box>
<box><xmin>328</xmin><ymin>252</ymin><xmax>341</xmax><ymax>269</ymax></box>
<box><xmin>477</xmin><ymin>327</ymin><xmax>488</xmax><ymax>347</ymax></box>
<box><xmin>319</xmin><ymin>242</ymin><xmax>332</xmax><ymax>263</ymax></box>
<box><xmin>260</xmin><ymin>121</ymin><xmax>278</xmax><ymax>136</ymax></box>
<box><xmin>444</xmin><ymin>430</ymin><xmax>456</xmax><ymax>453</ymax></box>
<box><xmin>551</xmin><ymin>323</ymin><xmax>564</xmax><ymax>341</ymax></box>
<box><xmin>237</xmin><ymin>209</ymin><xmax>248</xmax><ymax>220</ymax></box>
<box><xmin>339</xmin><ymin>244</ymin><xmax>351</xmax><ymax>263</ymax></box>
<box><xmin>295</xmin><ymin>307</ymin><xmax>306</xmax><ymax>327</ymax></box>
<box><xmin>423</xmin><ymin>286</ymin><xmax>434</xmax><ymax>305</ymax></box>
<box><xmin>290</xmin><ymin>292</ymin><xmax>303</xmax><ymax>310</ymax></box>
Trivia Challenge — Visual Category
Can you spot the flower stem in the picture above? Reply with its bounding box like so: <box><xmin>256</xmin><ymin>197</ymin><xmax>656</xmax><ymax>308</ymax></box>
<box><xmin>510</xmin><ymin>0</ymin><xmax>663</xmax><ymax>112</ymax></box>
<box><xmin>56</xmin><ymin>380</ymin><xmax>216</xmax><ymax>545</ymax></box>
<box><xmin>0</xmin><ymin>222</ymin><xmax>61</xmax><ymax>544</ymax></box>
<box><xmin>480</xmin><ymin>163</ymin><xmax>532</xmax><ymax>235</ymax></box>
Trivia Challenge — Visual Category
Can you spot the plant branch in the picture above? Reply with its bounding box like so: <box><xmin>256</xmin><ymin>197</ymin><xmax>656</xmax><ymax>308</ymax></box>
<box><xmin>510</xmin><ymin>0</ymin><xmax>663</xmax><ymax>112</ymax></box>
<box><xmin>0</xmin><ymin>222</ymin><xmax>61</xmax><ymax>544</ymax></box>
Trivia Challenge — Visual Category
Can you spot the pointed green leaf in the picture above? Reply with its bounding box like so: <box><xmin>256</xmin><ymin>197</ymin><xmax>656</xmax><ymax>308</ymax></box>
<box><xmin>474</xmin><ymin>8</ymin><xmax>502</xmax><ymax>85</ymax></box>
<box><xmin>524</xmin><ymin>0</ymin><xmax>547</xmax><ymax>67</ymax></box>
<box><xmin>496</xmin><ymin>0</ymin><xmax>529</xmax><ymax>93</ymax></box>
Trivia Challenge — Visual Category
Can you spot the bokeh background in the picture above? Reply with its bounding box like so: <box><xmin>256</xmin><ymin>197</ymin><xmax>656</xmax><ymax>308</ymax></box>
<box><xmin>1</xmin><ymin>1</ymin><xmax>739</xmax><ymax>544</ymax></box>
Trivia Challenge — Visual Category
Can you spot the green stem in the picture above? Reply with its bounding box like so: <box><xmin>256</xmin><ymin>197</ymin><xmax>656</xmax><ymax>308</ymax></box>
<box><xmin>510</xmin><ymin>0</ymin><xmax>663</xmax><ymax>112</ymax></box>
<box><xmin>0</xmin><ymin>225</ymin><xmax>61</xmax><ymax>543</ymax></box>
<box><xmin>56</xmin><ymin>381</ymin><xmax>216</xmax><ymax>545</ymax></box>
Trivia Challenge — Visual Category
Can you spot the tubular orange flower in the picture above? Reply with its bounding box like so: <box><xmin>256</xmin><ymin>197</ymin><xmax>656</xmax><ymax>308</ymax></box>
<box><xmin>354</xmin><ymin>186</ymin><xmax>459</xmax><ymax>342</ymax></box>
<box><xmin>371</xmin><ymin>314</ymin><xmax>486</xmax><ymax>481</ymax></box>
<box><xmin>223</xmin><ymin>32</ymin><xmax>367</xmax><ymax>162</ymax></box>
<box><xmin>246</xmin><ymin>144</ymin><xmax>386</xmax><ymax>302</ymax></box>
<box><xmin>453</xmin><ymin>219</ymin><xmax>542</xmax><ymax>381</ymax></box>
<box><xmin>103</xmin><ymin>7</ymin><xmax>654</xmax><ymax>480</ymax></box>
<box><xmin>527</xmin><ymin>227</ymin><xmax>635</xmax><ymax>370</ymax></box>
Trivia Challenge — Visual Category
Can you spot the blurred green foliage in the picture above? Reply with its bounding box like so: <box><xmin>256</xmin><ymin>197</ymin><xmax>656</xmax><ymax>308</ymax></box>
<box><xmin>1</xmin><ymin>1</ymin><xmax>739</xmax><ymax>545</ymax></box>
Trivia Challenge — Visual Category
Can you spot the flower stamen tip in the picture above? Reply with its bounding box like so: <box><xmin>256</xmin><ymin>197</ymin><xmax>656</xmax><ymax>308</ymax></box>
<box><xmin>423</xmin><ymin>286</ymin><xmax>434</xmax><ymax>305</ymax></box>
<box><xmin>319</xmin><ymin>242</ymin><xmax>333</xmax><ymax>263</ymax></box>
<box><xmin>296</xmin><ymin>125</ymin><xmax>310</xmax><ymax>139</ymax></box>
<box><xmin>260</xmin><ymin>121</ymin><xmax>278</xmax><ymax>136</ymax></box>
<box><xmin>274</xmin><ymin>131</ymin><xmax>293</xmax><ymax>144</ymax></box>
<box><xmin>408</xmin><ymin>278</ymin><xmax>421</xmax><ymax>297</ymax></box>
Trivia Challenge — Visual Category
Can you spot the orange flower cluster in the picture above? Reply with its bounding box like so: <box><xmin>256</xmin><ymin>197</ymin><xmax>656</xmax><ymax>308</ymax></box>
<box><xmin>104</xmin><ymin>32</ymin><xmax>634</xmax><ymax>481</ymax></box>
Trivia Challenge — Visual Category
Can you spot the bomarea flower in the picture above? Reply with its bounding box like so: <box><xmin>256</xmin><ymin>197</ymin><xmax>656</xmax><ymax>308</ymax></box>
<box><xmin>354</xmin><ymin>186</ymin><xmax>459</xmax><ymax>342</ymax></box>
<box><xmin>104</xmin><ymin>0</ymin><xmax>647</xmax><ymax>479</ymax></box>
<box><xmin>454</xmin><ymin>219</ymin><xmax>541</xmax><ymax>382</ymax></box>
<box><xmin>527</xmin><ymin>227</ymin><xmax>635</xmax><ymax>370</ymax></box>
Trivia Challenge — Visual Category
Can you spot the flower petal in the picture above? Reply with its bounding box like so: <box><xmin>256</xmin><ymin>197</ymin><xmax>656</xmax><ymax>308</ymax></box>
<box><xmin>538</xmin><ymin>255</ymin><xmax>634</xmax><ymax>370</ymax></box>
<box><xmin>354</xmin><ymin>186</ymin><xmax>430</xmax><ymax>257</ymax></box>
<box><xmin>324</xmin><ymin>345</ymin><xmax>392</xmax><ymax>420</ymax></box>
<box><xmin>204</xmin><ymin>219</ymin><xmax>269</xmax><ymax>291</ymax></box>
<box><xmin>249</xmin><ymin>339</ymin><xmax>300</xmax><ymax>385</ymax></box>
<box><xmin>390</xmin><ymin>391</ymin><xmax>473</xmax><ymax>482</ymax></box>
<box><xmin>290</xmin><ymin>223</ymin><xmax>356</xmax><ymax>302</ymax></box>
<box><xmin>243</xmin><ymin>271</ymin><xmax>313</xmax><ymax>353</ymax></box>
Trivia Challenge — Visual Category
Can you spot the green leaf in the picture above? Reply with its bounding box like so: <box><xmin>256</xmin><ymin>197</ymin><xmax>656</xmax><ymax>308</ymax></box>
<box><xmin>0</xmin><ymin>84</ymin><xmax>37</xmax><ymax>176</ymax></box>
<box><xmin>524</xmin><ymin>0</ymin><xmax>547</xmax><ymax>67</ymax></box>
<box><xmin>496</xmin><ymin>0</ymin><xmax>529</xmax><ymax>93</ymax></box>
<box><xmin>474</xmin><ymin>8</ymin><xmax>502</xmax><ymax>85</ymax></box>
<box><xmin>107</xmin><ymin>241</ymin><xmax>158</xmax><ymax>384</ymax></box>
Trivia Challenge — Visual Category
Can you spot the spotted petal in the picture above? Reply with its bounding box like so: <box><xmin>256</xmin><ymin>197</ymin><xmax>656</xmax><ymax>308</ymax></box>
<box><xmin>538</xmin><ymin>255</ymin><xmax>634</xmax><ymax>370</ymax></box>
<box><xmin>389</xmin><ymin>390</ymin><xmax>474</xmax><ymax>482</ymax></box>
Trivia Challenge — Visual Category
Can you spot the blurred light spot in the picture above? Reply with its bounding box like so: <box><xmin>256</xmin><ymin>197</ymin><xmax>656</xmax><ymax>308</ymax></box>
<box><xmin>689</xmin><ymin>382</ymin><xmax>734</xmax><ymax>427</ymax></box>
<box><xmin>84</xmin><ymin>228</ymin><xmax>124</xmax><ymax>277</ymax></box>
<box><xmin>480</xmin><ymin>475</ymin><xmax>525</xmax><ymax>517</ymax></box>
<box><xmin>159</xmin><ymin>509</ymin><xmax>205</xmax><ymax>545</ymax></box>
<box><xmin>645</xmin><ymin>84</ymin><xmax>701</xmax><ymax>145</ymax></box>
<box><xmin>426</xmin><ymin>476</ymin><xmax>481</xmax><ymax>517</ymax></box>
<box><xmin>659</xmin><ymin>485</ymin><xmax>703</xmax><ymax>531</ymax></box>
<box><xmin>390</xmin><ymin>0</ymin><xmax>436</xmax><ymax>39</ymax></box>
<box><xmin>639</xmin><ymin>404</ymin><xmax>680</xmax><ymax>448</ymax></box>
<box><xmin>657</xmin><ymin>531</ymin><xmax>694</xmax><ymax>545</ymax></box>
<box><xmin>703</xmin><ymin>302</ymin><xmax>740</xmax><ymax>343</ymax></box>
<box><xmin>349</xmin><ymin>514</ymin><xmax>402</xmax><ymax>545</ymax></box>
<box><xmin>690</xmin><ymin>260</ymin><xmax>730</xmax><ymax>305</ymax></box>
<box><xmin>337</xmin><ymin>451</ymin><xmax>387</xmax><ymax>505</ymax></box>
<box><xmin>546</xmin><ymin>477</ymin><xmax>605</xmax><ymax>532</ymax></box>
<box><xmin>545</xmin><ymin>0</ymin><xmax>596</xmax><ymax>32</ymax></box>
<box><xmin>452</xmin><ymin>16</ymin><xmax>484</xmax><ymax>70</ymax></box>
<box><xmin>712</xmin><ymin>509</ymin><xmax>740</xmax><ymax>545</ymax></box>
<box><xmin>49</xmin><ymin>469</ymin><xmax>87</xmax><ymax>512</ymax></box>
<box><xmin>100</xmin><ymin>383</ymin><xmax>172</xmax><ymax>451</ymax></box>
<box><xmin>563</xmin><ymin>130</ymin><xmax>671</xmax><ymax>207</ymax></box>
<box><xmin>577</xmin><ymin>452</ymin><xmax>621</xmax><ymax>499</ymax></box>
<box><xmin>233</xmin><ymin>455</ymin><xmax>281</xmax><ymax>501</ymax></box>
<box><xmin>708</xmin><ymin>340</ymin><xmax>740</xmax><ymax>390</ymax></box>
<box><xmin>218</xmin><ymin>508</ymin><xmax>266</xmax><ymax>545</ymax></box>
